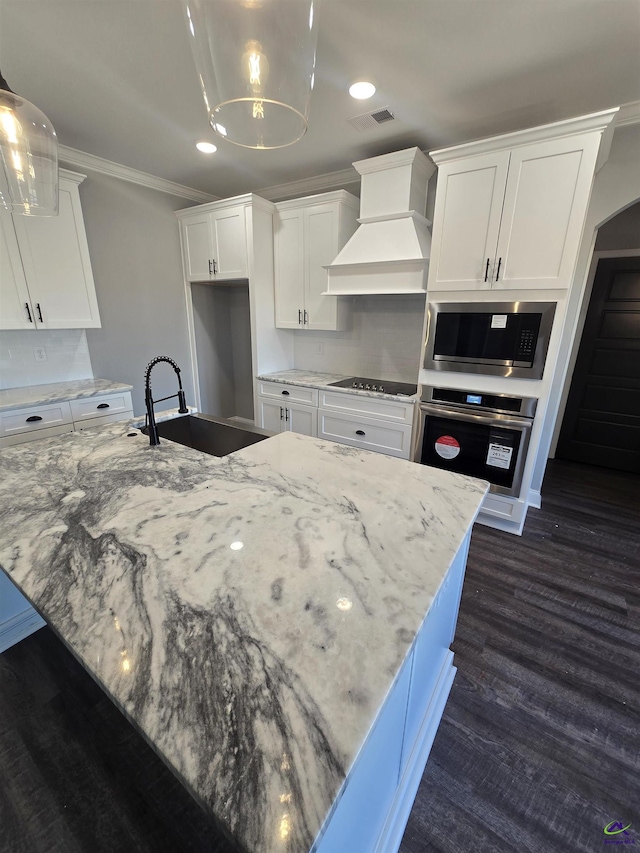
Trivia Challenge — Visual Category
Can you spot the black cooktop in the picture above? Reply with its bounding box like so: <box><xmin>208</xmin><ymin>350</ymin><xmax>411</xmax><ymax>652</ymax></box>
<box><xmin>328</xmin><ymin>377</ymin><xmax>418</xmax><ymax>397</ymax></box>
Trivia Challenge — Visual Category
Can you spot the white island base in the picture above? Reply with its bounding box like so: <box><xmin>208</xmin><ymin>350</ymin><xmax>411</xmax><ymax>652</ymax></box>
<box><xmin>314</xmin><ymin>530</ymin><xmax>470</xmax><ymax>853</ymax></box>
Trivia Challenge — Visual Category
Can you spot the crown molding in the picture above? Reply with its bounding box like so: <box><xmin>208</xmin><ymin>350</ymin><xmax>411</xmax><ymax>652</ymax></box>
<box><xmin>615</xmin><ymin>100</ymin><xmax>640</xmax><ymax>128</ymax></box>
<box><xmin>58</xmin><ymin>145</ymin><xmax>220</xmax><ymax>204</ymax></box>
<box><xmin>256</xmin><ymin>166</ymin><xmax>361</xmax><ymax>202</ymax></box>
<box><xmin>430</xmin><ymin>108</ymin><xmax>619</xmax><ymax>164</ymax></box>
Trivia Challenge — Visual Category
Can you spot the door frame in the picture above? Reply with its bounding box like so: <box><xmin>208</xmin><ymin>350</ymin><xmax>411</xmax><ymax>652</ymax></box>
<box><xmin>549</xmin><ymin>247</ymin><xmax>640</xmax><ymax>457</ymax></box>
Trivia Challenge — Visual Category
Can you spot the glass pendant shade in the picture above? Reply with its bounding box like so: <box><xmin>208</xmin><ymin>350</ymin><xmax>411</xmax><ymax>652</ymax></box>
<box><xmin>0</xmin><ymin>73</ymin><xmax>58</xmax><ymax>216</ymax></box>
<box><xmin>184</xmin><ymin>0</ymin><xmax>320</xmax><ymax>149</ymax></box>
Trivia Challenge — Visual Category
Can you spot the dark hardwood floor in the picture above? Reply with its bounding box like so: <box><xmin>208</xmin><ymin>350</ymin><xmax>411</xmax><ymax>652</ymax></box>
<box><xmin>1</xmin><ymin>459</ymin><xmax>638</xmax><ymax>852</ymax></box>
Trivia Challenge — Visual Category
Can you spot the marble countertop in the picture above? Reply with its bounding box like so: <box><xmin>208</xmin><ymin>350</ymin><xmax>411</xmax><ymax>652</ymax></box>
<box><xmin>0</xmin><ymin>422</ymin><xmax>486</xmax><ymax>853</ymax></box>
<box><xmin>257</xmin><ymin>370</ymin><xmax>418</xmax><ymax>403</ymax></box>
<box><xmin>0</xmin><ymin>379</ymin><xmax>133</xmax><ymax>413</ymax></box>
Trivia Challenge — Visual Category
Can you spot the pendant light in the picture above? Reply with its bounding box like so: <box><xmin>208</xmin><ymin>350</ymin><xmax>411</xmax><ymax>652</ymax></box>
<box><xmin>0</xmin><ymin>70</ymin><xmax>58</xmax><ymax>216</ymax></box>
<box><xmin>184</xmin><ymin>0</ymin><xmax>321</xmax><ymax>150</ymax></box>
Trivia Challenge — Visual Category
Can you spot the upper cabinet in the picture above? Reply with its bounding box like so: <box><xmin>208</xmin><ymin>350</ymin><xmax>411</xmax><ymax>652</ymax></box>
<box><xmin>428</xmin><ymin>109</ymin><xmax>619</xmax><ymax>292</ymax></box>
<box><xmin>274</xmin><ymin>191</ymin><xmax>359</xmax><ymax>331</ymax></box>
<box><xmin>179</xmin><ymin>202</ymin><xmax>248</xmax><ymax>281</ymax></box>
<box><xmin>0</xmin><ymin>170</ymin><xmax>101</xmax><ymax>330</ymax></box>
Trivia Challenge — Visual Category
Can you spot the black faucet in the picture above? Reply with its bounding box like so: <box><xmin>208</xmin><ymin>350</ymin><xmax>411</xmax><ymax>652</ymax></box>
<box><xmin>144</xmin><ymin>356</ymin><xmax>189</xmax><ymax>446</ymax></box>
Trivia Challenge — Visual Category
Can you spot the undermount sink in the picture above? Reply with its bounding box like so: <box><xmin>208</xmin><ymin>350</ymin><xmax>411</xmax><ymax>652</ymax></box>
<box><xmin>141</xmin><ymin>413</ymin><xmax>272</xmax><ymax>457</ymax></box>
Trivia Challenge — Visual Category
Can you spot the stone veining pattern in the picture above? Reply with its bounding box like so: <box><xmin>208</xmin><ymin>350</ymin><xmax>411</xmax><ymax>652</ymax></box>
<box><xmin>0</xmin><ymin>378</ymin><xmax>133</xmax><ymax>413</ymax></box>
<box><xmin>0</xmin><ymin>424</ymin><xmax>486</xmax><ymax>853</ymax></box>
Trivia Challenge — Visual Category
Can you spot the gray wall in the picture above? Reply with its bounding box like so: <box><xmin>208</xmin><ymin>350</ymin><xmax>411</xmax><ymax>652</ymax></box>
<box><xmin>75</xmin><ymin>166</ymin><xmax>197</xmax><ymax>416</ymax></box>
<box><xmin>594</xmin><ymin>200</ymin><xmax>640</xmax><ymax>251</ymax></box>
<box><xmin>191</xmin><ymin>283</ymin><xmax>253</xmax><ymax>419</ymax></box>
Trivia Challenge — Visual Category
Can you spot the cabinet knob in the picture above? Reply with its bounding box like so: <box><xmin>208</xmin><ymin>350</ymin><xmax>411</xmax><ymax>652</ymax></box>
<box><xmin>97</xmin><ymin>403</ymin><xmax>110</xmax><ymax>409</ymax></box>
<box><xmin>355</xmin><ymin>429</ymin><xmax>365</xmax><ymax>436</ymax></box>
<box><xmin>281</xmin><ymin>390</ymin><xmax>290</xmax><ymax>396</ymax></box>
<box><xmin>26</xmin><ymin>415</ymin><xmax>43</xmax><ymax>422</ymax></box>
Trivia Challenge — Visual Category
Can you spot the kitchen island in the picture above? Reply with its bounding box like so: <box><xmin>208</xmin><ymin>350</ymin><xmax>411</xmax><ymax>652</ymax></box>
<box><xmin>0</xmin><ymin>421</ymin><xmax>487</xmax><ymax>852</ymax></box>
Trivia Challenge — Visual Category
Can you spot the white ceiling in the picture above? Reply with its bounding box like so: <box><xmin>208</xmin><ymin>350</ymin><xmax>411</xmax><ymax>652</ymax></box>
<box><xmin>1</xmin><ymin>0</ymin><xmax>639</xmax><ymax>200</ymax></box>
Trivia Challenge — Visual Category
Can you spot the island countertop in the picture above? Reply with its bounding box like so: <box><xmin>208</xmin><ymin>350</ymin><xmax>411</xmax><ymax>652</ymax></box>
<box><xmin>0</xmin><ymin>422</ymin><xmax>486</xmax><ymax>853</ymax></box>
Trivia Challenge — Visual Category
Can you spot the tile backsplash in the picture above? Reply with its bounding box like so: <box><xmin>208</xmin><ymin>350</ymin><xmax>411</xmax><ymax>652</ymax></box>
<box><xmin>294</xmin><ymin>294</ymin><xmax>426</xmax><ymax>382</ymax></box>
<box><xmin>0</xmin><ymin>329</ymin><xmax>94</xmax><ymax>390</ymax></box>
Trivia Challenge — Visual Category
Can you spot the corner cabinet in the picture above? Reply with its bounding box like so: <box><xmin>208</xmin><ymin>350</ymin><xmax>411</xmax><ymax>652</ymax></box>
<box><xmin>178</xmin><ymin>203</ymin><xmax>248</xmax><ymax>281</ymax></box>
<box><xmin>0</xmin><ymin>170</ymin><xmax>101</xmax><ymax>329</ymax></box>
<box><xmin>427</xmin><ymin>109</ymin><xmax>618</xmax><ymax>292</ymax></box>
<box><xmin>274</xmin><ymin>191</ymin><xmax>359</xmax><ymax>330</ymax></box>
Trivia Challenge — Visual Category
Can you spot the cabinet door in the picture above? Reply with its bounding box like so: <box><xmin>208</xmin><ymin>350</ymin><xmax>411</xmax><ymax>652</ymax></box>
<box><xmin>429</xmin><ymin>151</ymin><xmax>510</xmax><ymax>291</ymax></box>
<box><xmin>211</xmin><ymin>206</ymin><xmax>248</xmax><ymax>279</ymax></box>
<box><xmin>304</xmin><ymin>204</ymin><xmax>340</xmax><ymax>330</ymax></box>
<box><xmin>0</xmin><ymin>207</ymin><xmax>34</xmax><ymax>329</ymax></box>
<box><xmin>257</xmin><ymin>396</ymin><xmax>285</xmax><ymax>433</ymax></box>
<box><xmin>182</xmin><ymin>215</ymin><xmax>214</xmax><ymax>281</ymax></box>
<box><xmin>12</xmin><ymin>180</ymin><xmax>101</xmax><ymax>328</ymax></box>
<box><xmin>494</xmin><ymin>134</ymin><xmax>601</xmax><ymax>290</ymax></box>
<box><xmin>274</xmin><ymin>208</ymin><xmax>304</xmax><ymax>328</ymax></box>
<box><xmin>285</xmin><ymin>402</ymin><xmax>317</xmax><ymax>437</ymax></box>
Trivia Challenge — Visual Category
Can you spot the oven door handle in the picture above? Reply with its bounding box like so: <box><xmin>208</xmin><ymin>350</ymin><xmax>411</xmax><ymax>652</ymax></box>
<box><xmin>419</xmin><ymin>404</ymin><xmax>532</xmax><ymax>430</ymax></box>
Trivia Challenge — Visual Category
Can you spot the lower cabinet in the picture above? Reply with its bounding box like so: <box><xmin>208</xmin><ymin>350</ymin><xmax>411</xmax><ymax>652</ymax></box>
<box><xmin>315</xmin><ymin>530</ymin><xmax>471</xmax><ymax>853</ymax></box>
<box><xmin>0</xmin><ymin>391</ymin><xmax>133</xmax><ymax>652</ymax></box>
<box><xmin>256</xmin><ymin>380</ymin><xmax>415</xmax><ymax>456</ymax></box>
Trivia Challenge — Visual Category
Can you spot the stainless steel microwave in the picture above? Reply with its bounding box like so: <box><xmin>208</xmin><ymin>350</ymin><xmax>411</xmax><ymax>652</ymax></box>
<box><xmin>423</xmin><ymin>301</ymin><xmax>556</xmax><ymax>379</ymax></box>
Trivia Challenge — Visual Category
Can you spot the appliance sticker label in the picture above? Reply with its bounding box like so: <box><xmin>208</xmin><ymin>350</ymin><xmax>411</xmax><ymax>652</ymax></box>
<box><xmin>486</xmin><ymin>443</ymin><xmax>512</xmax><ymax>469</ymax></box>
<box><xmin>491</xmin><ymin>314</ymin><xmax>508</xmax><ymax>329</ymax></box>
<box><xmin>435</xmin><ymin>435</ymin><xmax>461</xmax><ymax>460</ymax></box>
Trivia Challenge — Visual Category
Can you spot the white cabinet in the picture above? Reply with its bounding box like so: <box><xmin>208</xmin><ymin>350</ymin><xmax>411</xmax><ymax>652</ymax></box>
<box><xmin>0</xmin><ymin>170</ymin><xmax>101</xmax><ymax>329</ymax></box>
<box><xmin>318</xmin><ymin>391</ymin><xmax>414</xmax><ymax>460</ymax></box>
<box><xmin>256</xmin><ymin>381</ymin><xmax>318</xmax><ymax>437</ymax></box>
<box><xmin>274</xmin><ymin>191</ymin><xmax>358</xmax><ymax>330</ymax></box>
<box><xmin>256</xmin><ymin>380</ymin><xmax>415</xmax><ymax>458</ymax></box>
<box><xmin>0</xmin><ymin>391</ymin><xmax>133</xmax><ymax>449</ymax></box>
<box><xmin>428</xmin><ymin>114</ymin><xmax>612</xmax><ymax>292</ymax></box>
<box><xmin>180</xmin><ymin>204</ymin><xmax>248</xmax><ymax>281</ymax></box>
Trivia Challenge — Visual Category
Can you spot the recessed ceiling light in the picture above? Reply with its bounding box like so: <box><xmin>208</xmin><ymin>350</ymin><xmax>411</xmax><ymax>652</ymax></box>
<box><xmin>349</xmin><ymin>81</ymin><xmax>376</xmax><ymax>100</ymax></box>
<box><xmin>196</xmin><ymin>141</ymin><xmax>217</xmax><ymax>153</ymax></box>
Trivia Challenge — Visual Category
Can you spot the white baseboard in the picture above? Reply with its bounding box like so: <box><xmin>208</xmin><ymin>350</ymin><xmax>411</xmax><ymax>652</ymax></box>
<box><xmin>0</xmin><ymin>607</ymin><xmax>46</xmax><ymax>654</ymax></box>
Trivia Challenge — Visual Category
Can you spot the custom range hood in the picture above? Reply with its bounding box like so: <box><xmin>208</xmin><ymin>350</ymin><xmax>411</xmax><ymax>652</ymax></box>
<box><xmin>324</xmin><ymin>146</ymin><xmax>435</xmax><ymax>295</ymax></box>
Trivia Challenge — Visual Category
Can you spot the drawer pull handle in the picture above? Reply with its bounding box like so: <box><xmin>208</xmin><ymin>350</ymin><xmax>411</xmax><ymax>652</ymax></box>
<box><xmin>26</xmin><ymin>415</ymin><xmax>43</xmax><ymax>422</ymax></box>
<box><xmin>355</xmin><ymin>429</ymin><xmax>365</xmax><ymax>436</ymax></box>
<box><xmin>96</xmin><ymin>403</ymin><xmax>110</xmax><ymax>409</ymax></box>
<box><xmin>281</xmin><ymin>390</ymin><xmax>290</xmax><ymax>396</ymax></box>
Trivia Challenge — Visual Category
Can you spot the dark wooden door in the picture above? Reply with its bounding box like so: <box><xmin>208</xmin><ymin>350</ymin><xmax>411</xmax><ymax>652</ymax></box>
<box><xmin>557</xmin><ymin>256</ymin><xmax>640</xmax><ymax>472</ymax></box>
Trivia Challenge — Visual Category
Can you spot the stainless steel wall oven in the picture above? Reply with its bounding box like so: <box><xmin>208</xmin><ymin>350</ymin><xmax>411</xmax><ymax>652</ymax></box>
<box><xmin>423</xmin><ymin>301</ymin><xmax>556</xmax><ymax>379</ymax></box>
<box><xmin>414</xmin><ymin>387</ymin><xmax>537</xmax><ymax>497</ymax></box>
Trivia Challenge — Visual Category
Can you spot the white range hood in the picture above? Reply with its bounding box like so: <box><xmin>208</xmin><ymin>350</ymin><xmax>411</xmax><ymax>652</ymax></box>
<box><xmin>324</xmin><ymin>147</ymin><xmax>435</xmax><ymax>295</ymax></box>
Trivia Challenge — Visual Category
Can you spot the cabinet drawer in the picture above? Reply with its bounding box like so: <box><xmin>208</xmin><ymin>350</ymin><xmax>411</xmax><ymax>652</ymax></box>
<box><xmin>318</xmin><ymin>410</ymin><xmax>413</xmax><ymax>459</ymax></box>
<box><xmin>0</xmin><ymin>422</ymin><xmax>75</xmax><ymax>448</ymax></box>
<box><xmin>74</xmin><ymin>409</ymin><xmax>134</xmax><ymax>431</ymax></box>
<box><xmin>70</xmin><ymin>392</ymin><xmax>133</xmax><ymax>422</ymax></box>
<box><xmin>257</xmin><ymin>381</ymin><xmax>318</xmax><ymax>406</ymax></box>
<box><xmin>0</xmin><ymin>401</ymin><xmax>73</xmax><ymax>438</ymax></box>
<box><xmin>319</xmin><ymin>390</ymin><xmax>415</xmax><ymax>424</ymax></box>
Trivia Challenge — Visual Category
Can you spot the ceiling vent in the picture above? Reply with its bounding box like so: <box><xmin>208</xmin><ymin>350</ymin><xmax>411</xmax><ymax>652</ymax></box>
<box><xmin>347</xmin><ymin>106</ymin><xmax>395</xmax><ymax>132</ymax></box>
